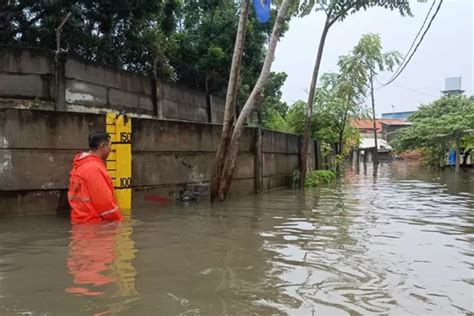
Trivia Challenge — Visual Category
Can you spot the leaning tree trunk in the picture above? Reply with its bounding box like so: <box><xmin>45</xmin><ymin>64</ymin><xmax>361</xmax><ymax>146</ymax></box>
<box><xmin>210</xmin><ymin>0</ymin><xmax>250</xmax><ymax>202</ymax></box>
<box><xmin>300</xmin><ymin>18</ymin><xmax>332</xmax><ymax>187</ymax></box>
<box><xmin>215</xmin><ymin>0</ymin><xmax>292</xmax><ymax>201</ymax></box>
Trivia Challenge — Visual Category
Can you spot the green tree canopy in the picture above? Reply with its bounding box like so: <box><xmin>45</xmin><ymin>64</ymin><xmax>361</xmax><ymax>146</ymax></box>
<box><xmin>0</xmin><ymin>0</ymin><xmax>275</xmax><ymax>96</ymax></box>
<box><xmin>394</xmin><ymin>95</ymin><xmax>474</xmax><ymax>151</ymax></box>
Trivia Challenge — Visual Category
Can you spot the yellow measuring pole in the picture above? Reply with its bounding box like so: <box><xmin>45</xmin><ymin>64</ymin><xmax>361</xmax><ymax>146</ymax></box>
<box><xmin>106</xmin><ymin>113</ymin><xmax>132</xmax><ymax>214</ymax></box>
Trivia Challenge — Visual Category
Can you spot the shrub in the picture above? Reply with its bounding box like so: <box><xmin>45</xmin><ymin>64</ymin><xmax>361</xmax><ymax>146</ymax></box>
<box><xmin>304</xmin><ymin>170</ymin><xmax>336</xmax><ymax>187</ymax></box>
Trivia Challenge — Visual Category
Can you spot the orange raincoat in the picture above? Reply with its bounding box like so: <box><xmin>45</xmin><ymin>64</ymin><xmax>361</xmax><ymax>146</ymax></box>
<box><xmin>68</xmin><ymin>153</ymin><xmax>123</xmax><ymax>223</ymax></box>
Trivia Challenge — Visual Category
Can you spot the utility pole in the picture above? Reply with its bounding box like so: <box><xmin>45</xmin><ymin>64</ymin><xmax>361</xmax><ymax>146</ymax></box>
<box><xmin>370</xmin><ymin>71</ymin><xmax>379</xmax><ymax>164</ymax></box>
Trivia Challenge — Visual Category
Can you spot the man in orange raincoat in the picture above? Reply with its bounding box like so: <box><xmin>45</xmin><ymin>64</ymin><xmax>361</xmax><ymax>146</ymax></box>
<box><xmin>68</xmin><ymin>131</ymin><xmax>123</xmax><ymax>223</ymax></box>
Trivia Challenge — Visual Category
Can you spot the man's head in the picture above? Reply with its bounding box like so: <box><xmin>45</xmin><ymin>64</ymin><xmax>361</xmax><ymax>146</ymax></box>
<box><xmin>88</xmin><ymin>131</ymin><xmax>112</xmax><ymax>160</ymax></box>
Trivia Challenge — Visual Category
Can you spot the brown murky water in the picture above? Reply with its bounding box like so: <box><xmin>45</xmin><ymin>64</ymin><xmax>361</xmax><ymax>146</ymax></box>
<box><xmin>0</xmin><ymin>162</ymin><xmax>473</xmax><ymax>315</ymax></box>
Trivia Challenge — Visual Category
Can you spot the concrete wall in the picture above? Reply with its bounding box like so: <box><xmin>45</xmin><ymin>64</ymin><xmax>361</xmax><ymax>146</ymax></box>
<box><xmin>0</xmin><ymin>47</ymin><xmax>54</xmax><ymax>102</ymax></box>
<box><xmin>157</xmin><ymin>81</ymin><xmax>209</xmax><ymax>123</ymax></box>
<box><xmin>0</xmin><ymin>109</ymin><xmax>316</xmax><ymax>217</ymax></box>
<box><xmin>262</xmin><ymin>130</ymin><xmax>300</xmax><ymax>190</ymax></box>
<box><xmin>0</xmin><ymin>109</ymin><xmax>104</xmax><ymax>216</ymax></box>
<box><xmin>65</xmin><ymin>58</ymin><xmax>154</xmax><ymax>114</ymax></box>
<box><xmin>0</xmin><ymin>46</ymin><xmax>225</xmax><ymax>123</ymax></box>
<box><xmin>131</xmin><ymin>118</ymin><xmax>256</xmax><ymax>207</ymax></box>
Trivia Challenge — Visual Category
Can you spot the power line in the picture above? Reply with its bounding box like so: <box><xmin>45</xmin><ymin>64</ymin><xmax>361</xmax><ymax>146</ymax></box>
<box><xmin>375</xmin><ymin>76</ymin><xmax>438</xmax><ymax>97</ymax></box>
<box><xmin>378</xmin><ymin>0</ymin><xmax>444</xmax><ymax>87</ymax></box>
<box><xmin>393</xmin><ymin>0</ymin><xmax>436</xmax><ymax>76</ymax></box>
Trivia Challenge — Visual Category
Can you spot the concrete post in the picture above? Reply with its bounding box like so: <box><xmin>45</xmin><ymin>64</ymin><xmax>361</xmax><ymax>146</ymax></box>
<box><xmin>151</xmin><ymin>77</ymin><xmax>158</xmax><ymax>117</ymax></box>
<box><xmin>54</xmin><ymin>52</ymin><xmax>66</xmax><ymax>111</ymax></box>
<box><xmin>298</xmin><ymin>135</ymin><xmax>304</xmax><ymax>171</ymax></box>
<box><xmin>254</xmin><ymin>127</ymin><xmax>263</xmax><ymax>193</ymax></box>
<box><xmin>455</xmin><ymin>137</ymin><xmax>461</xmax><ymax>173</ymax></box>
<box><xmin>206</xmin><ymin>93</ymin><xmax>212</xmax><ymax>123</ymax></box>
<box><xmin>155</xmin><ymin>81</ymin><xmax>164</xmax><ymax>119</ymax></box>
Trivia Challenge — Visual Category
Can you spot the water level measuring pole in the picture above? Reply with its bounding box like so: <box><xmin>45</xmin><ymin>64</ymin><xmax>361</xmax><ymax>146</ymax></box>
<box><xmin>106</xmin><ymin>113</ymin><xmax>132</xmax><ymax>214</ymax></box>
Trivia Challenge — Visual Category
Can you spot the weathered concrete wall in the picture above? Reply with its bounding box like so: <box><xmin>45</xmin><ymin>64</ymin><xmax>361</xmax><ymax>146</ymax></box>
<box><xmin>0</xmin><ymin>47</ymin><xmax>54</xmax><ymax>101</ymax></box>
<box><xmin>262</xmin><ymin>130</ymin><xmax>300</xmax><ymax>190</ymax></box>
<box><xmin>65</xmin><ymin>58</ymin><xmax>154</xmax><ymax>114</ymax></box>
<box><xmin>0</xmin><ymin>109</ymin><xmax>315</xmax><ymax>217</ymax></box>
<box><xmin>0</xmin><ymin>46</ymin><xmax>226</xmax><ymax>123</ymax></box>
<box><xmin>0</xmin><ymin>109</ymin><xmax>104</xmax><ymax>216</ymax></box>
<box><xmin>157</xmin><ymin>81</ymin><xmax>209</xmax><ymax>123</ymax></box>
<box><xmin>209</xmin><ymin>95</ymin><xmax>225</xmax><ymax>124</ymax></box>
<box><xmin>132</xmin><ymin>118</ymin><xmax>256</xmax><ymax>206</ymax></box>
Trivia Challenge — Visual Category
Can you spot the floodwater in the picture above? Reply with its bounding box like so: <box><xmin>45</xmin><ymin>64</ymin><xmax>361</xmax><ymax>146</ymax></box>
<box><xmin>0</xmin><ymin>162</ymin><xmax>473</xmax><ymax>315</ymax></box>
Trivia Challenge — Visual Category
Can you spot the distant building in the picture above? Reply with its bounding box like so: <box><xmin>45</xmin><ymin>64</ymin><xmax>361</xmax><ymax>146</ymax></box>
<box><xmin>442</xmin><ymin>77</ymin><xmax>464</xmax><ymax>96</ymax></box>
<box><xmin>352</xmin><ymin>119</ymin><xmax>412</xmax><ymax>161</ymax></box>
<box><xmin>381</xmin><ymin>121</ymin><xmax>412</xmax><ymax>142</ymax></box>
<box><xmin>381</xmin><ymin>111</ymin><xmax>415</xmax><ymax>121</ymax></box>
<box><xmin>352</xmin><ymin>119</ymin><xmax>410</xmax><ymax>139</ymax></box>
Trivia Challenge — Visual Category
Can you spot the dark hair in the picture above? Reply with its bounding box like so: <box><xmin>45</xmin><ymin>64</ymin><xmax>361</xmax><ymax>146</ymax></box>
<box><xmin>88</xmin><ymin>131</ymin><xmax>111</xmax><ymax>150</ymax></box>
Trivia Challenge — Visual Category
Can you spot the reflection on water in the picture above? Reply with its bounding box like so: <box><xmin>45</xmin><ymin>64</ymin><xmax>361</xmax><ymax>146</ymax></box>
<box><xmin>66</xmin><ymin>223</ymin><xmax>121</xmax><ymax>297</ymax></box>
<box><xmin>66</xmin><ymin>221</ymin><xmax>139</xmax><ymax>313</ymax></box>
<box><xmin>0</xmin><ymin>161</ymin><xmax>472</xmax><ymax>315</ymax></box>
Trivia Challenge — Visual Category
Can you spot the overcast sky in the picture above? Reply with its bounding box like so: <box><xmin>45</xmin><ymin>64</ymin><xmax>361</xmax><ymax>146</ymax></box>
<box><xmin>271</xmin><ymin>0</ymin><xmax>473</xmax><ymax>116</ymax></box>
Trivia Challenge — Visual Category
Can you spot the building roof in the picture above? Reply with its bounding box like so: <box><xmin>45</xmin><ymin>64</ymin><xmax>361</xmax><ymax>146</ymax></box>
<box><xmin>381</xmin><ymin>111</ymin><xmax>415</xmax><ymax>116</ymax></box>
<box><xmin>352</xmin><ymin>119</ymin><xmax>408</xmax><ymax>132</ymax></box>
<box><xmin>380</xmin><ymin>120</ymin><xmax>412</xmax><ymax>127</ymax></box>
<box><xmin>359</xmin><ymin>138</ymin><xmax>392</xmax><ymax>151</ymax></box>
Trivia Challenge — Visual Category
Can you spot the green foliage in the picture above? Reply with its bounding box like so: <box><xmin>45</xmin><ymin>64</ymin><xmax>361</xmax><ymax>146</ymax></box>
<box><xmin>304</xmin><ymin>170</ymin><xmax>336</xmax><ymax>187</ymax></box>
<box><xmin>463</xmin><ymin>135</ymin><xmax>474</xmax><ymax>152</ymax></box>
<box><xmin>286</xmin><ymin>100</ymin><xmax>307</xmax><ymax>135</ymax></box>
<box><xmin>245</xmin><ymin>71</ymin><xmax>289</xmax><ymax>131</ymax></box>
<box><xmin>393</xmin><ymin>95</ymin><xmax>474</xmax><ymax>168</ymax></box>
<box><xmin>284</xmin><ymin>95</ymin><xmax>361</xmax><ymax>157</ymax></box>
<box><xmin>276</xmin><ymin>33</ymin><xmax>399</xmax><ymax>164</ymax></box>
<box><xmin>394</xmin><ymin>95</ymin><xmax>474</xmax><ymax>151</ymax></box>
<box><xmin>313</xmin><ymin>70</ymin><xmax>367</xmax><ymax>148</ymax></box>
<box><xmin>265</xmin><ymin>108</ymin><xmax>291</xmax><ymax>132</ymax></box>
<box><xmin>350</xmin><ymin>33</ymin><xmax>402</xmax><ymax>73</ymax></box>
<box><xmin>319</xmin><ymin>141</ymin><xmax>336</xmax><ymax>169</ymax></box>
<box><xmin>1</xmin><ymin>0</ymin><xmax>179</xmax><ymax>74</ymax></box>
<box><xmin>340</xmin><ymin>33</ymin><xmax>402</xmax><ymax>88</ymax></box>
<box><xmin>1</xmin><ymin>0</ymin><xmax>275</xmax><ymax>96</ymax></box>
<box><xmin>261</xmin><ymin>72</ymin><xmax>289</xmax><ymax>128</ymax></box>
<box><xmin>420</xmin><ymin>147</ymin><xmax>445</xmax><ymax>170</ymax></box>
<box><xmin>292</xmin><ymin>0</ymin><xmax>412</xmax><ymax>19</ymax></box>
<box><xmin>174</xmin><ymin>1</ymin><xmax>275</xmax><ymax>95</ymax></box>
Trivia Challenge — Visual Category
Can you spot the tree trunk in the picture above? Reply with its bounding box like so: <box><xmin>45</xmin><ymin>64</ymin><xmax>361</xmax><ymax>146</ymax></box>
<box><xmin>337</xmin><ymin>107</ymin><xmax>349</xmax><ymax>157</ymax></box>
<box><xmin>370</xmin><ymin>72</ymin><xmax>379</xmax><ymax>164</ymax></box>
<box><xmin>338</xmin><ymin>133</ymin><xmax>344</xmax><ymax>156</ymax></box>
<box><xmin>455</xmin><ymin>137</ymin><xmax>461</xmax><ymax>173</ymax></box>
<box><xmin>462</xmin><ymin>149</ymin><xmax>471</xmax><ymax>166</ymax></box>
<box><xmin>210</xmin><ymin>0</ymin><xmax>250</xmax><ymax>202</ymax></box>
<box><xmin>300</xmin><ymin>18</ymin><xmax>332</xmax><ymax>187</ymax></box>
<box><xmin>215</xmin><ymin>0</ymin><xmax>292</xmax><ymax>201</ymax></box>
<box><xmin>335</xmin><ymin>132</ymin><xmax>344</xmax><ymax>171</ymax></box>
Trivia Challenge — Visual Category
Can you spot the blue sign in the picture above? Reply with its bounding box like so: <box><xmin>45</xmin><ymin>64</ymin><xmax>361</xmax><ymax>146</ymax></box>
<box><xmin>448</xmin><ymin>149</ymin><xmax>456</xmax><ymax>166</ymax></box>
<box><xmin>253</xmin><ymin>0</ymin><xmax>271</xmax><ymax>23</ymax></box>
